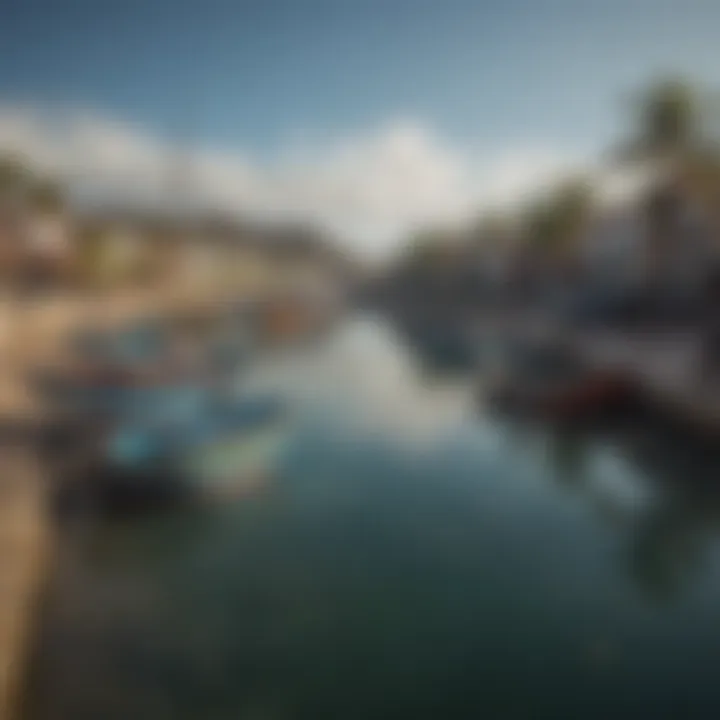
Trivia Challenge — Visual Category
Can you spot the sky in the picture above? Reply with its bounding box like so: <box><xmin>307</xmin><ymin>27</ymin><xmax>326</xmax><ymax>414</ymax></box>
<box><xmin>2</xmin><ymin>0</ymin><xmax>720</xmax><ymax>256</ymax></box>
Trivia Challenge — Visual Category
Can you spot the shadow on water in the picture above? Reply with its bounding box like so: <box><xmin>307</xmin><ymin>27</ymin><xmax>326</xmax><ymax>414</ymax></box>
<box><xmin>535</xmin><ymin>410</ymin><xmax>720</xmax><ymax>603</ymax></box>
<box><xmin>620</xmin><ymin>423</ymin><xmax>720</xmax><ymax>602</ymax></box>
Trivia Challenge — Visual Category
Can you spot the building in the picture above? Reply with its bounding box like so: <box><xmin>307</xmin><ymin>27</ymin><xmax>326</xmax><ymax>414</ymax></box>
<box><xmin>581</xmin><ymin>181</ymin><xmax>718</xmax><ymax>295</ymax></box>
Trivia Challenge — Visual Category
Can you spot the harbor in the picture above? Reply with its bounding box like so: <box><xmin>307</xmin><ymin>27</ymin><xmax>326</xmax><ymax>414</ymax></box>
<box><xmin>481</xmin><ymin>319</ymin><xmax>720</xmax><ymax>435</ymax></box>
<box><xmin>3</xmin><ymin>6</ymin><xmax>720</xmax><ymax>715</ymax></box>
<box><xmin>1</xmin><ymin>276</ymin><xmax>719</xmax><ymax>718</ymax></box>
<box><xmin>17</xmin><ymin>313</ymin><xmax>720</xmax><ymax>720</ymax></box>
<box><xmin>0</xmin><ymin>284</ymin><xmax>340</xmax><ymax>719</ymax></box>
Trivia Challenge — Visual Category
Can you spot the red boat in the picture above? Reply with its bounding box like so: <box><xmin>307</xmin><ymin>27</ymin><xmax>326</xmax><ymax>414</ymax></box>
<box><xmin>541</xmin><ymin>369</ymin><xmax>636</xmax><ymax>418</ymax></box>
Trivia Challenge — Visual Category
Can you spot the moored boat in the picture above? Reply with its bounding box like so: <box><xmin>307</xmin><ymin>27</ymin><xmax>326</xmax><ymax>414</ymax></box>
<box><xmin>482</xmin><ymin>337</ymin><xmax>636</xmax><ymax>420</ymax></box>
<box><xmin>90</xmin><ymin>394</ymin><xmax>292</xmax><ymax>513</ymax></box>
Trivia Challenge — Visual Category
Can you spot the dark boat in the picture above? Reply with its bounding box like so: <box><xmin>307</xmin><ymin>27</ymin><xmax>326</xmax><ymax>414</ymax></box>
<box><xmin>483</xmin><ymin>339</ymin><xmax>635</xmax><ymax>420</ymax></box>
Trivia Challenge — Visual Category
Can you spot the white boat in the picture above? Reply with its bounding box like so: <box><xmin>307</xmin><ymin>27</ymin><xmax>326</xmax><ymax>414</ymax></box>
<box><xmin>180</xmin><ymin>418</ymin><xmax>292</xmax><ymax>497</ymax></box>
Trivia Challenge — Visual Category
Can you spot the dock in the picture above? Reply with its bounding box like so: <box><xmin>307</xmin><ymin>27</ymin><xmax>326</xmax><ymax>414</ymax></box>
<box><xmin>470</xmin><ymin>309</ymin><xmax>720</xmax><ymax>434</ymax></box>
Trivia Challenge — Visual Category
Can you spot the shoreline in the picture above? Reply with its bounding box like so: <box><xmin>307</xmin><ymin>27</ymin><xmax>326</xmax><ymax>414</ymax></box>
<box><xmin>0</xmin><ymin>284</ymin><xmax>268</xmax><ymax>720</ymax></box>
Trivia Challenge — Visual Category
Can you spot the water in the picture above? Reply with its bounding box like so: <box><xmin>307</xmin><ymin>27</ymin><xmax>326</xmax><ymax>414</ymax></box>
<box><xmin>27</xmin><ymin>316</ymin><xmax>720</xmax><ymax>719</ymax></box>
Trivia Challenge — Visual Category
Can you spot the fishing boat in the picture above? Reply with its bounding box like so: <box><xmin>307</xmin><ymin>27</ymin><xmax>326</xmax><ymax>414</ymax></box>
<box><xmin>482</xmin><ymin>338</ymin><xmax>635</xmax><ymax>420</ymax></box>
<box><xmin>95</xmin><ymin>393</ymin><xmax>291</xmax><ymax>513</ymax></box>
<box><xmin>41</xmin><ymin>311</ymin><xmax>253</xmax><ymax>416</ymax></box>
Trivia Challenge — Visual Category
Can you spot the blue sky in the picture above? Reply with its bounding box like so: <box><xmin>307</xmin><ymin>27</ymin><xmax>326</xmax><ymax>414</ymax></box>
<box><xmin>2</xmin><ymin>0</ymin><xmax>720</xmax><ymax>252</ymax></box>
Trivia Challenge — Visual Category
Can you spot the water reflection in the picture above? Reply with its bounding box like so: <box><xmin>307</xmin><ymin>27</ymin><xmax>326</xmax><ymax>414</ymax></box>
<box><xmin>393</xmin><ymin>302</ymin><xmax>720</xmax><ymax>604</ymax></box>
<box><xmin>27</xmin><ymin>314</ymin><xmax>720</xmax><ymax>720</ymax></box>
<box><xmin>622</xmin><ymin>430</ymin><xmax>720</xmax><ymax>601</ymax></box>
<box><xmin>536</xmin><ymin>414</ymin><xmax>720</xmax><ymax>601</ymax></box>
<box><xmin>546</xmin><ymin>426</ymin><xmax>591</xmax><ymax>490</ymax></box>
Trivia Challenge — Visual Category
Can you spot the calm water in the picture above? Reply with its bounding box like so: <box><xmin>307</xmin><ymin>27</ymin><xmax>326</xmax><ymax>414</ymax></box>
<box><xmin>27</xmin><ymin>316</ymin><xmax>720</xmax><ymax>720</ymax></box>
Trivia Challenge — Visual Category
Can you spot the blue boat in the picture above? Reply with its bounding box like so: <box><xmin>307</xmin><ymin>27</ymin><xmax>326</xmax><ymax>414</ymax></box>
<box><xmin>98</xmin><ymin>394</ymin><xmax>291</xmax><ymax>509</ymax></box>
<box><xmin>46</xmin><ymin>313</ymin><xmax>254</xmax><ymax>417</ymax></box>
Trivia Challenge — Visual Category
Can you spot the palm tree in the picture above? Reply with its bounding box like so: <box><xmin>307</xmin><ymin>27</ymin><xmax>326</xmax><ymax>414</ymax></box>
<box><xmin>617</xmin><ymin>78</ymin><xmax>707</xmax><ymax>287</ymax></box>
<box><xmin>619</xmin><ymin>78</ymin><xmax>699</xmax><ymax>165</ymax></box>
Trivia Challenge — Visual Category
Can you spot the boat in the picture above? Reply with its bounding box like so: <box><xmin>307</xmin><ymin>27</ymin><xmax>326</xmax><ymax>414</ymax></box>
<box><xmin>41</xmin><ymin>312</ymin><xmax>254</xmax><ymax>416</ymax></box>
<box><xmin>35</xmin><ymin>362</ymin><xmax>209</xmax><ymax>419</ymax></box>
<box><xmin>94</xmin><ymin>394</ymin><xmax>291</xmax><ymax>513</ymax></box>
<box><xmin>180</xmin><ymin>420</ymin><xmax>291</xmax><ymax>497</ymax></box>
<box><xmin>483</xmin><ymin>338</ymin><xmax>635</xmax><ymax>420</ymax></box>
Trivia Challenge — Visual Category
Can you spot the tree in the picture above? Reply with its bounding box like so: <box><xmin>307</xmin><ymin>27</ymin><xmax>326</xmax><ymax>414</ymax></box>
<box><xmin>0</xmin><ymin>155</ymin><xmax>31</xmax><ymax>196</ymax></box>
<box><xmin>619</xmin><ymin>78</ymin><xmax>700</xmax><ymax>164</ymax></box>
<box><xmin>614</xmin><ymin>79</ymin><xmax>710</xmax><ymax>283</ymax></box>
<box><xmin>74</xmin><ymin>225</ymin><xmax>110</xmax><ymax>288</ymax></box>
<box><xmin>28</xmin><ymin>178</ymin><xmax>65</xmax><ymax>215</ymax></box>
<box><xmin>522</xmin><ymin>177</ymin><xmax>594</xmax><ymax>267</ymax></box>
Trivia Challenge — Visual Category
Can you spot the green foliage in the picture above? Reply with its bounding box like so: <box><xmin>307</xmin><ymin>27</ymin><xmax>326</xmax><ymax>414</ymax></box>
<box><xmin>75</xmin><ymin>226</ymin><xmax>111</xmax><ymax>287</ymax></box>
<box><xmin>0</xmin><ymin>153</ymin><xmax>65</xmax><ymax>214</ymax></box>
<box><xmin>620</xmin><ymin>77</ymin><xmax>699</xmax><ymax>162</ymax></box>
<box><xmin>29</xmin><ymin>179</ymin><xmax>65</xmax><ymax>214</ymax></box>
<box><xmin>0</xmin><ymin>154</ymin><xmax>31</xmax><ymax>195</ymax></box>
<box><xmin>521</xmin><ymin>177</ymin><xmax>594</xmax><ymax>258</ymax></box>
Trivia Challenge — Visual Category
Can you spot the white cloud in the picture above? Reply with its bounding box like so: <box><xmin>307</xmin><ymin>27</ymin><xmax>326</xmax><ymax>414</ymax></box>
<box><xmin>0</xmin><ymin>105</ymin><xmax>594</xmax><ymax>258</ymax></box>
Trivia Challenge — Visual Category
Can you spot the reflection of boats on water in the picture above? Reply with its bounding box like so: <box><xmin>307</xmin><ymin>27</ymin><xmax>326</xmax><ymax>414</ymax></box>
<box><xmin>616</xmin><ymin>423</ymin><xmax>720</xmax><ymax>600</ymax></box>
<box><xmin>540</xmin><ymin>414</ymin><xmax>720</xmax><ymax>601</ymax></box>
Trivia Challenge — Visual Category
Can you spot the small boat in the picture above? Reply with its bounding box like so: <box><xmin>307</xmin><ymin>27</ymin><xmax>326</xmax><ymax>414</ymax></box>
<box><xmin>180</xmin><ymin>420</ymin><xmax>291</xmax><ymax>497</ymax></box>
<box><xmin>483</xmin><ymin>339</ymin><xmax>635</xmax><ymax>420</ymax></box>
<box><xmin>36</xmin><ymin>364</ymin><xmax>209</xmax><ymax>418</ymax></box>
<box><xmin>96</xmin><ymin>394</ymin><xmax>291</xmax><ymax>512</ymax></box>
<box><xmin>41</xmin><ymin>316</ymin><xmax>253</xmax><ymax>416</ymax></box>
